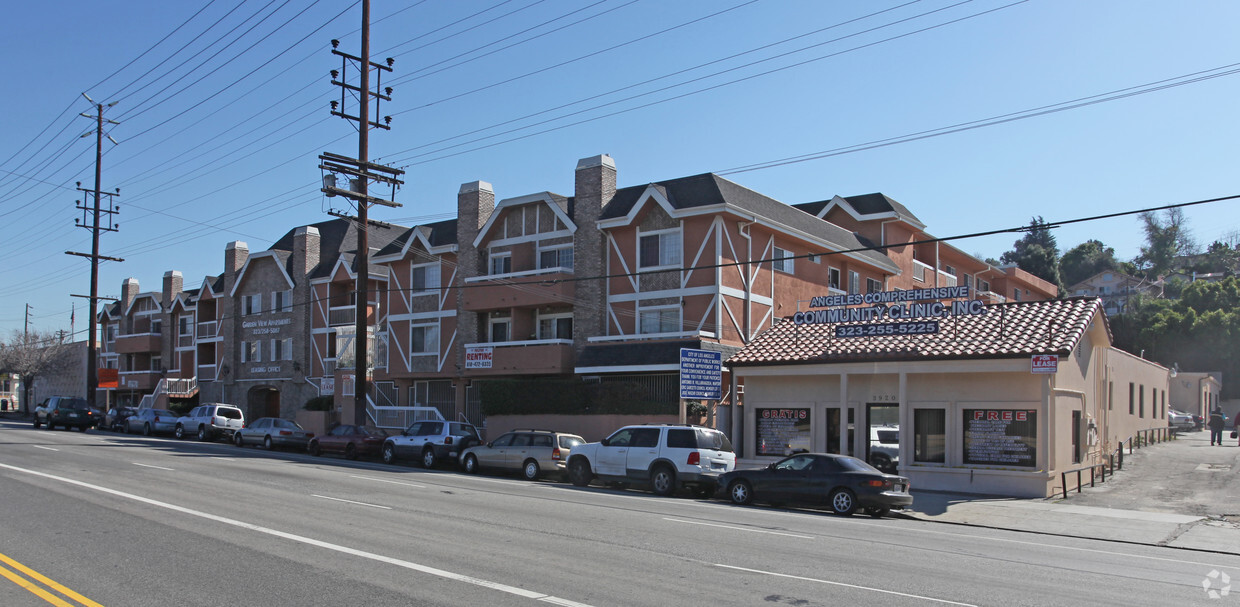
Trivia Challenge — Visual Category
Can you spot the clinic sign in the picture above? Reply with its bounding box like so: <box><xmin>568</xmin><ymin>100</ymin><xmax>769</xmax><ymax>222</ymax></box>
<box><xmin>791</xmin><ymin>285</ymin><xmax>986</xmax><ymax>338</ymax></box>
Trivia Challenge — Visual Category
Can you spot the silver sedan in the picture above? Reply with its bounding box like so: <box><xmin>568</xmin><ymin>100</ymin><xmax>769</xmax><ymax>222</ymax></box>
<box><xmin>234</xmin><ymin>417</ymin><xmax>314</xmax><ymax>451</ymax></box>
<box><xmin>125</xmin><ymin>409</ymin><xmax>179</xmax><ymax>436</ymax></box>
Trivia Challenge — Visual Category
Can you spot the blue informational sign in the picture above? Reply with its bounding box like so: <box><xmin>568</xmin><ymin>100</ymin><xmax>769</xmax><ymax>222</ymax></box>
<box><xmin>680</xmin><ymin>348</ymin><xmax>722</xmax><ymax>400</ymax></box>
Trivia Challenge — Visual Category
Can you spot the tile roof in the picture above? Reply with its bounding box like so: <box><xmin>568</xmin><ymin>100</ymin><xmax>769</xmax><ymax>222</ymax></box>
<box><xmin>729</xmin><ymin>297</ymin><xmax>1108</xmax><ymax>367</ymax></box>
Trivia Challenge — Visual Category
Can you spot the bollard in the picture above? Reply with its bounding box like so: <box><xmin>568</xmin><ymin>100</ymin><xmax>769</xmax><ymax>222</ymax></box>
<box><xmin>1061</xmin><ymin>472</ymin><xmax>1068</xmax><ymax>499</ymax></box>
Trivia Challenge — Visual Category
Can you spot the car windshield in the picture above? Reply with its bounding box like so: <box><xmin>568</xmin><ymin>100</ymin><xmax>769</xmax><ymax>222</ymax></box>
<box><xmin>361</xmin><ymin>427</ymin><xmax>389</xmax><ymax>437</ymax></box>
<box><xmin>836</xmin><ymin>456</ymin><xmax>882</xmax><ymax>473</ymax></box>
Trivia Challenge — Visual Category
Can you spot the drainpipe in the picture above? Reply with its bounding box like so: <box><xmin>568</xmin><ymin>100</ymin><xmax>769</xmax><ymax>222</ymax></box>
<box><xmin>737</xmin><ymin>219</ymin><xmax>756</xmax><ymax>343</ymax></box>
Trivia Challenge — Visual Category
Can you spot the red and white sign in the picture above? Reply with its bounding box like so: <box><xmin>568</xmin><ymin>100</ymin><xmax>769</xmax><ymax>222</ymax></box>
<box><xmin>466</xmin><ymin>346</ymin><xmax>493</xmax><ymax>369</ymax></box>
<box><xmin>1031</xmin><ymin>354</ymin><xmax>1059</xmax><ymax>374</ymax></box>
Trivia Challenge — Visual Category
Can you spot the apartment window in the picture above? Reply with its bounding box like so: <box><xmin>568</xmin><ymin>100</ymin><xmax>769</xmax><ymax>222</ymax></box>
<box><xmin>1129</xmin><ymin>382</ymin><xmax>1134</xmax><ymax>414</ymax></box>
<box><xmin>271</xmin><ymin>338</ymin><xmax>293</xmax><ymax>361</ymax></box>
<box><xmin>489</xmin><ymin>252</ymin><xmax>512</xmax><ymax>275</ymax></box>
<box><xmin>489</xmin><ymin>313</ymin><xmax>511</xmax><ymax>343</ymax></box>
<box><xmin>828</xmin><ymin>267</ymin><xmax>842</xmax><ymax>291</ymax></box>
<box><xmin>913</xmin><ymin>409</ymin><xmax>946</xmax><ymax>463</ymax></box>
<box><xmin>243</xmin><ymin>294</ymin><xmax>262</xmax><ymax>316</ymax></box>
<box><xmin>773</xmin><ymin>247</ymin><xmax>794</xmax><ymax>274</ymax></box>
<box><xmin>848</xmin><ymin>271</ymin><xmax>861</xmax><ymax>295</ymax></box>
<box><xmin>151</xmin><ymin>355</ymin><xmax>162</xmax><ymax>372</ymax></box>
<box><xmin>538</xmin><ymin>314</ymin><xmax>573</xmax><ymax>340</ymax></box>
<box><xmin>961</xmin><ymin>273</ymin><xmax>972</xmax><ymax>292</ymax></box>
<box><xmin>639</xmin><ymin>306</ymin><xmax>680</xmax><ymax>334</ymax></box>
<box><xmin>977</xmin><ymin>278</ymin><xmax>990</xmax><ymax>293</ymax></box>
<box><xmin>867</xmin><ymin>278</ymin><xmax>882</xmax><ymax>294</ymax></box>
<box><xmin>639</xmin><ymin>230</ymin><xmax>681</xmax><ymax>268</ymax></box>
<box><xmin>942</xmin><ymin>265</ymin><xmax>956</xmax><ymax>276</ymax></box>
<box><xmin>412</xmin><ymin>263</ymin><xmax>440</xmax><ymax>295</ymax></box>
<box><xmin>151</xmin><ymin>318</ymin><xmax>162</xmax><ymax>335</ymax></box>
<box><xmin>178</xmin><ymin>316</ymin><xmax>191</xmax><ymax>337</ymax></box>
<box><xmin>411</xmin><ymin>324</ymin><xmax>438</xmax><ymax>355</ymax></box>
<box><xmin>242</xmin><ymin>341</ymin><xmax>261</xmax><ymax>363</ymax></box>
<box><xmin>538</xmin><ymin>246</ymin><xmax>573</xmax><ymax>271</ymax></box>
<box><xmin>1139</xmin><ymin>384</ymin><xmax>1145</xmax><ymax>418</ymax></box>
<box><xmin>1013</xmin><ymin>289</ymin><xmax>1022</xmax><ymax>302</ymax></box>
<box><xmin>106</xmin><ymin>325</ymin><xmax>117</xmax><ymax>342</ymax></box>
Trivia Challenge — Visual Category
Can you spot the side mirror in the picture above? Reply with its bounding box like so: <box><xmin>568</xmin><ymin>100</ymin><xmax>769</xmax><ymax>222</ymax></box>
<box><xmin>600</xmin><ymin>438</ymin><xmax>610</xmax><ymax>447</ymax></box>
<box><xmin>486</xmin><ymin>441</ymin><xmax>494</xmax><ymax>448</ymax></box>
<box><xmin>767</xmin><ymin>463</ymin><xmax>777</xmax><ymax>470</ymax></box>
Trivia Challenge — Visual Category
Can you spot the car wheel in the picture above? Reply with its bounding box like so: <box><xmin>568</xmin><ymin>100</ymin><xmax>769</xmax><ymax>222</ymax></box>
<box><xmin>264</xmin><ymin>436</ymin><xmax>273</xmax><ymax>450</ymax></box>
<box><xmin>45</xmin><ymin>421</ymin><xmax>55</xmax><ymax>431</ymax></box>
<box><xmin>33</xmin><ymin>418</ymin><xmax>41</xmax><ymax>429</ymax></box>
<box><xmin>829</xmin><ymin>488</ymin><xmax>857</xmax><ymax>516</ymax></box>
<box><xmin>462</xmin><ymin>454</ymin><xmax>479</xmax><ymax>474</ymax></box>
<box><xmin>650</xmin><ymin>465</ymin><xmax>676</xmax><ymax>497</ymax></box>
<box><xmin>309</xmin><ymin>441</ymin><xmax>322</xmax><ymax>457</ymax></box>
<box><xmin>421</xmin><ymin>448</ymin><xmax>437</xmax><ymax>469</ymax></box>
<box><xmin>866</xmin><ymin>506</ymin><xmax>890</xmax><ymax>519</ymax></box>
<box><xmin>568</xmin><ymin>458</ymin><xmax>592</xmax><ymax>487</ymax></box>
<box><xmin>728</xmin><ymin>480</ymin><xmax>753</xmax><ymax>505</ymax></box>
<box><xmin>174</xmin><ymin>425</ymin><xmax>185</xmax><ymax>439</ymax></box>
<box><xmin>344</xmin><ymin>443</ymin><xmax>358</xmax><ymax>460</ymax></box>
<box><xmin>197</xmin><ymin>426</ymin><xmax>210</xmax><ymax>441</ymax></box>
<box><xmin>234</xmin><ymin>432</ymin><xmax>244</xmax><ymax>447</ymax></box>
<box><xmin>143</xmin><ymin>423</ymin><xmax>152</xmax><ymax>436</ymax></box>
<box><xmin>382</xmin><ymin>444</ymin><xmax>396</xmax><ymax>465</ymax></box>
<box><xmin>522</xmin><ymin>459</ymin><xmax>541</xmax><ymax>481</ymax></box>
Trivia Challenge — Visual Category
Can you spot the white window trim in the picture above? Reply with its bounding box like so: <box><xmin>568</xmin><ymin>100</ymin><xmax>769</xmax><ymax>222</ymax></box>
<box><xmin>243</xmin><ymin>293</ymin><xmax>263</xmax><ymax>316</ymax></box>
<box><xmin>411</xmin><ymin>262</ymin><xmax>441</xmax><ymax>296</ymax></box>
<box><xmin>638</xmin><ymin>304</ymin><xmax>681</xmax><ymax>334</ymax></box>
<box><xmin>773</xmin><ymin>246</ymin><xmax>794</xmax><ymax>274</ymax></box>
<box><xmin>271</xmin><ymin>290</ymin><xmax>292</xmax><ymax>313</ymax></box>
<box><xmin>488</xmin><ymin>251</ymin><xmax>512</xmax><ymax>276</ymax></box>
<box><xmin>637</xmin><ymin>227</ymin><xmax>682</xmax><ymax>270</ymax></box>
<box><xmin>538</xmin><ymin>244</ymin><xmax>574</xmax><ymax>271</ymax></box>
<box><xmin>488</xmin><ymin>314</ymin><xmax>512</xmax><ymax>343</ymax></box>
<box><xmin>537</xmin><ymin>311</ymin><xmax>574</xmax><ymax>340</ymax></box>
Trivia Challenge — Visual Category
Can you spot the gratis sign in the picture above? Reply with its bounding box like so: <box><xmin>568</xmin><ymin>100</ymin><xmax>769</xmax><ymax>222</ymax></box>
<box><xmin>680</xmin><ymin>348</ymin><xmax>722</xmax><ymax>400</ymax></box>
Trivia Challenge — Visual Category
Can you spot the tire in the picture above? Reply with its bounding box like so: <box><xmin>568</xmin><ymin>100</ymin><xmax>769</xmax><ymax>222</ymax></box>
<box><xmin>522</xmin><ymin>459</ymin><xmax>541</xmax><ymax>481</ymax></box>
<box><xmin>829</xmin><ymin>488</ymin><xmax>857</xmax><ymax>516</ymax></box>
<box><xmin>264</xmin><ymin>436</ymin><xmax>273</xmax><ymax>450</ymax></box>
<box><xmin>463</xmin><ymin>454</ymin><xmax>479</xmax><ymax>474</ymax></box>
<box><xmin>382</xmin><ymin>443</ymin><xmax>396</xmax><ymax>465</ymax></box>
<box><xmin>143</xmin><ymin>423</ymin><xmax>152</xmax><ymax>437</ymax></box>
<box><xmin>45</xmin><ymin>421</ymin><xmax>54</xmax><ymax>431</ymax></box>
<box><xmin>421</xmin><ymin>448</ymin><xmax>437</xmax><ymax>469</ymax></box>
<box><xmin>197</xmin><ymin>426</ymin><xmax>210</xmax><ymax>442</ymax></box>
<box><xmin>235</xmin><ymin>432</ymin><xmax>245</xmax><ymax>447</ymax></box>
<box><xmin>866</xmin><ymin>506</ymin><xmax>890</xmax><ymax>519</ymax></box>
<box><xmin>568</xmin><ymin>458</ymin><xmax>592</xmax><ymax>487</ymax></box>
<box><xmin>728</xmin><ymin>480</ymin><xmax>753</xmax><ymax>505</ymax></box>
<box><xmin>344</xmin><ymin>443</ymin><xmax>357</xmax><ymax>460</ymax></box>
<box><xmin>650</xmin><ymin>465</ymin><xmax>676</xmax><ymax>497</ymax></box>
<box><xmin>33</xmin><ymin>417</ymin><xmax>41</xmax><ymax>429</ymax></box>
<box><xmin>174</xmin><ymin>425</ymin><xmax>185</xmax><ymax>439</ymax></box>
<box><xmin>308</xmin><ymin>441</ymin><xmax>322</xmax><ymax>457</ymax></box>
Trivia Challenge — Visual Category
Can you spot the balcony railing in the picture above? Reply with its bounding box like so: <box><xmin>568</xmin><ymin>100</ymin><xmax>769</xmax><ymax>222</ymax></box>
<box><xmin>197</xmin><ymin>321</ymin><xmax>218</xmax><ymax>339</ymax></box>
<box><xmin>329</xmin><ymin>306</ymin><xmax>355</xmax><ymax>326</ymax></box>
<box><xmin>178</xmin><ymin>334</ymin><xmax>194</xmax><ymax>348</ymax></box>
<box><xmin>912</xmin><ymin>259</ymin><xmax>932</xmax><ymax>283</ymax></box>
<box><xmin>198</xmin><ymin>364</ymin><xmax>217</xmax><ymax>381</ymax></box>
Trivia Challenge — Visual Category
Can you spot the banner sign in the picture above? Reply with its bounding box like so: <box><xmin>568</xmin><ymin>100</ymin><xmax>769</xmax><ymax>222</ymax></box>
<box><xmin>679</xmin><ymin>348</ymin><xmax>722</xmax><ymax>400</ymax></box>
<box><xmin>1031</xmin><ymin>354</ymin><xmax>1059</xmax><ymax>374</ymax></box>
<box><xmin>465</xmin><ymin>346</ymin><xmax>493</xmax><ymax>369</ymax></box>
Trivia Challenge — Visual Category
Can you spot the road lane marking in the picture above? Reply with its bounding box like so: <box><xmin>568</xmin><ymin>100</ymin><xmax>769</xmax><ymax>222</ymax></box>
<box><xmin>715</xmin><ymin>564</ymin><xmax>978</xmax><ymax>606</ymax></box>
<box><xmin>0</xmin><ymin>462</ymin><xmax>591</xmax><ymax>606</ymax></box>
<box><xmin>664</xmin><ymin>517</ymin><xmax>814</xmax><ymax>539</ymax></box>
<box><xmin>133</xmin><ymin>462</ymin><xmax>175</xmax><ymax>471</ymax></box>
<box><xmin>312</xmin><ymin>495</ymin><xmax>392</xmax><ymax>510</ymax></box>
<box><xmin>32</xmin><ymin>446</ymin><xmax>59</xmax><ymax>452</ymax></box>
<box><xmin>0</xmin><ymin>551</ymin><xmax>103</xmax><ymax>607</ymax></box>
<box><xmin>349</xmin><ymin>474</ymin><xmax>427</xmax><ymax>489</ymax></box>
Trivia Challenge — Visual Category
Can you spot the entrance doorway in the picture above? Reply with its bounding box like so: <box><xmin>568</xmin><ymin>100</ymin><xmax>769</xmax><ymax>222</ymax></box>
<box><xmin>247</xmin><ymin>387</ymin><xmax>280</xmax><ymax>420</ymax></box>
<box><xmin>866</xmin><ymin>403</ymin><xmax>900</xmax><ymax>473</ymax></box>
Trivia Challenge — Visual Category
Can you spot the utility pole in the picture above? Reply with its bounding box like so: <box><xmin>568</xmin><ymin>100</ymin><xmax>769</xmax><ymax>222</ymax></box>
<box><xmin>319</xmin><ymin>0</ymin><xmax>403</xmax><ymax>424</ymax></box>
<box><xmin>66</xmin><ymin>94</ymin><xmax>123</xmax><ymax>408</ymax></box>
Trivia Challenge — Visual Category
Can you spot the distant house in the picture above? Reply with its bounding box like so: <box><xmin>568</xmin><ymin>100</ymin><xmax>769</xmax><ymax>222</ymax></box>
<box><xmin>1067</xmin><ymin>271</ymin><xmax>1159</xmax><ymax>316</ymax></box>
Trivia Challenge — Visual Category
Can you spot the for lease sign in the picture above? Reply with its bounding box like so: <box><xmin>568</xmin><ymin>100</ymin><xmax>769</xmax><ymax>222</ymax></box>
<box><xmin>1031</xmin><ymin>354</ymin><xmax>1059</xmax><ymax>374</ymax></box>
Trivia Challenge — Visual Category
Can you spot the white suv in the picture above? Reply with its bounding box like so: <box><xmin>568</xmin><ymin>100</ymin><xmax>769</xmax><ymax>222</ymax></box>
<box><xmin>174</xmin><ymin>404</ymin><xmax>245</xmax><ymax>442</ymax></box>
<box><xmin>566</xmin><ymin>425</ymin><xmax>735</xmax><ymax>497</ymax></box>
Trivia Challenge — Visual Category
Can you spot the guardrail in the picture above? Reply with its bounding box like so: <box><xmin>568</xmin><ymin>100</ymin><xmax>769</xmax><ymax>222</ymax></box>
<box><xmin>1058</xmin><ymin>427</ymin><xmax>1176</xmax><ymax>499</ymax></box>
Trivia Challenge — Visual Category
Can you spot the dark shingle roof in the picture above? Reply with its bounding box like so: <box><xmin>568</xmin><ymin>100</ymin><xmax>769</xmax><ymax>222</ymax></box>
<box><xmin>267</xmin><ymin>218</ymin><xmax>409</xmax><ymax>280</ymax></box>
<box><xmin>729</xmin><ymin>297</ymin><xmax>1108</xmax><ymax>367</ymax></box>
<box><xmin>794</xmin><ymin>193</ymin><xmax>923</xmax><ymax>227</ymax></box>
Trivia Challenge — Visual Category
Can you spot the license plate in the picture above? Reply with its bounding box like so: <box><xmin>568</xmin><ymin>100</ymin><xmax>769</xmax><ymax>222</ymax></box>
<box><xmin>68</xmin><ymin>413</ymin><xmax>79</xmax><ymax>418</ymax></box>
<box><xmin>894</xmin><ymin>484</ymin><xmax>904</xmax><ymax>492</ymax></box>
<box><xmin>710</xmin><ymin>461</ymin><xmax>726</xmax><ymax>470</ymax></box>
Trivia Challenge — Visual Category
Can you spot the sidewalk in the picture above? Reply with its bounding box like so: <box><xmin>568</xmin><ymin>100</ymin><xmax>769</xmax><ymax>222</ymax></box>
<box><xmin>899</xmin><ymin>429</ymin><xmax>1240</xmax><ymax>554</ymax></box>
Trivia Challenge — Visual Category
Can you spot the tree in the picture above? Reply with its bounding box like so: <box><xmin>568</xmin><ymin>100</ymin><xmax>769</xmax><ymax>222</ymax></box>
<box><xmin>0</xmin><ymin>330</ymin><xmax>77</xmax><ymax>413</ymax></box>
<box><xmin>1136</xmin><ymin>208</ymin><xmax>1197</xmax><ymax>278</ymax></box>
<box><xmin>1058</xmin><ymin>239</ymin><xmax>1120</xmax><ymax>287</ymax></box>
<box><xmin>1000</xmin><ymin>216</ymin><xmax>1064</xmax><ymax>293</ymax></box>
<box><xmin>1191</xmin><ymin>241</ymin><xmax>1240</xmax><ymax>275</ymax></box>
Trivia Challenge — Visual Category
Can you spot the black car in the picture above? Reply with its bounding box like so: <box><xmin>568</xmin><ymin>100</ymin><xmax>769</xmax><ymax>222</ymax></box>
<box><xmin>716</xmin><ymin>453</ymin><xmax>912</xmax><ymax>518</ymax></box>
<box><xmin>33</xmin><ymin>397</ymin><xmax>100</xmax><ymax>432</ymax></box>
<box><xmin>106</xmin><ymin>407</ymin><xmax>140</xmax><ymax>432</ymax></box>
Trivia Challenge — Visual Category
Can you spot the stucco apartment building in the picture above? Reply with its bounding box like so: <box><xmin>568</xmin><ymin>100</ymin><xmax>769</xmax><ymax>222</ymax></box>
<box><xmin>96</xmin><ymin>155</ymin><xmax>1058</xmax><ymax>427</ymax></box>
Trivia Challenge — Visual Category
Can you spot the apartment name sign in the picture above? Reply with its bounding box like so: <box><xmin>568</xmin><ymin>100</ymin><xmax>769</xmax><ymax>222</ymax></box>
<box><xmin>791</xmin><ymin>285</ymin><xmax>986</xmax><ymax>338</ymax></box>
<box><xmin>242</xmin><ymin>317</ymin><xmax>292</xmax><ymax>336</ymax></box>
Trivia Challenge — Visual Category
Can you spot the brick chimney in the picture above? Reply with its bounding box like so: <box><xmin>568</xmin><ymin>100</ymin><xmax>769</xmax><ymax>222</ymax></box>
<box><xmin>224</xmin><ymin>241</ymin><xmax>249</xmax><ymax>293</ymax></box>
<box><xmin>162</xmin><ymin>271</ymin><xmax>183</xmax><ymax>308</ymax></box>
<box><xmin>572</xmin><ymin>154</ymin><xmax>616</xmax><ymax>351</ymax></box>
<box><xmin>456</xmin><ymin>181</ymin><xmax>494</xmax><ymax>364</ymax></box>
<box><xmin>293</xmin><ymin>226</ymin><xmax>321</xmax><ymax>280</ymax></box>
<box><xmin>121</xmin><ymin>278</ymin><xmax>139</xmax><ymax>312</ymax></box>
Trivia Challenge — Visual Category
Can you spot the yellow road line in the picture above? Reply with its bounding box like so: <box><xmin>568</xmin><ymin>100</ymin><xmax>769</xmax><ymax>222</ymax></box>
<box><xmin>0</xmin><ymin>552</ymin><xmax>103</xmax><ymax>607</ymax></box>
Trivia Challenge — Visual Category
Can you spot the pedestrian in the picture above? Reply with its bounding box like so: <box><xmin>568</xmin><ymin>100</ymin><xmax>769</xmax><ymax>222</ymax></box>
<box><xmin>1208</xmin><ymin>407</ymin><xmax>1226</xmax><ymax>446</ymax></box>
<box><xmin>1233</xmin><ymin>414</ymin><xmax>1240</xmax><ymax>447</ymax></box>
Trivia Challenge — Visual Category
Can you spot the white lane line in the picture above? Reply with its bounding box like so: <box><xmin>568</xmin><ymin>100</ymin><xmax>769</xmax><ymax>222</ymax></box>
<box><xmin>312</xmin><ymin>495</ymin><xmax>392</xmax><ymax>510</ymax></box>
<box><xmin>716</xmin><ymin>564</ymin><xmax>978</xmax><ymax>606</ymax></box>
<box><xmin>32</xmin><ymin>446</ymin><xmax>58</xmax><ymax>452</ymax></box>
<box><xmin>664</xmin><ymin>517</ymin><xmax>814</xmax><ymax>539</ymax></box>
<box><xmin>349</xmin><ymin>475</ymin><xmax>427</xmax><ymax>489</ymax></box>
<box><xmin>133</xmin><ymin>463</ymin><xmax>174</xmax><ymax>471</ymax></box>
<box><xmin>0</xmin><ymin>462</ymin><xmax>593</xmax><ymax>607</ymax></box>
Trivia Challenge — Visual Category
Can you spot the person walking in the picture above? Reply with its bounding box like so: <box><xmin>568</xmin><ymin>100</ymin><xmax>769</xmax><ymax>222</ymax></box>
<box><xmin>1208</xmin><ymin>407</ymin><xmax>1226</xmax><ymax>445</ymax></box>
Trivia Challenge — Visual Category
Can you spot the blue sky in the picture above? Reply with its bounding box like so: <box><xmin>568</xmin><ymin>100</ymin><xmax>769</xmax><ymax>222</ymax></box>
<box><xmin>2</xmin><ymin>0</ymin><xmax>1238</xmax><ymax>338</ymax></box>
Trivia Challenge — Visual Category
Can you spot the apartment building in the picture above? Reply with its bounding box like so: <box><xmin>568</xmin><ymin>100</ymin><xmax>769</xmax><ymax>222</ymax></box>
<box><xmin>96</xmin><ymin>154</ymin><xmax>1058</xmax><ymax>427</ymax></box>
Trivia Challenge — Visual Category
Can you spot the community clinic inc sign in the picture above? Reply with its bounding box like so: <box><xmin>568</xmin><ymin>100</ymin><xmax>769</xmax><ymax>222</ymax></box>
<box><xmin>792</xmin><ymin>285</ymin><xmax>986</xmax><ymax>334</ymax></box>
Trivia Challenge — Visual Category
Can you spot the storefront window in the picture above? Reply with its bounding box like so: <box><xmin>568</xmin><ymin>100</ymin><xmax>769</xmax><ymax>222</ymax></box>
<box><xmin>913</xmin><ymin>409</ymin><xmax>946</xmax><ymax>463</ymax></box>
<box><xmin>963</xmin><ymin>409</ymin><xmax>1038</xmax><ymax>467</ymax></box>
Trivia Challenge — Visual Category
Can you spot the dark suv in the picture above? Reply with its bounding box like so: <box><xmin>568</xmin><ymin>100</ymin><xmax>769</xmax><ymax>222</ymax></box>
<box><xmin>382</xmin><ymin>420</ymin><xmax>481</xmax><ymax>469</ymax></box>
<box><xmin>34</xmin><ymin>397</ymin><xmax>99</xmax><ymax>432</ymax></box>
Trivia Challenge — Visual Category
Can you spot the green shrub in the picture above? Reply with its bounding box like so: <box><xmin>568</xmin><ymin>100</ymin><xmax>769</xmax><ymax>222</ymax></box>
<box><xmin>304</xmin><ymin>396</ymin><xmax>334</xmax><ymax>411</ymax></box>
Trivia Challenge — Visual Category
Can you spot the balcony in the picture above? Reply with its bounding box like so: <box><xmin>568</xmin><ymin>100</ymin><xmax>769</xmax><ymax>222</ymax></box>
<box><xmin>461</xmin><ymin>340</ymin><xmax>575</xmax><ymax>376</ymax></box>
<box><xmin>462</xmin><ymin>268</ymin><xmax>575</xmax><ymax>311</ymax></box>
<box><xmin>197</xmin><ymin>364</ymin><xmax>217</xmax><ymax>381</ymax></box>
<box><xmin>118</xmin><ymin>370</ymin><xmax>160</xmax><ymax>391</ymax></box>
<box><xmin>912</xmin><ymin>259</ymin><xmax>932</xmax><ymax>283</ymax></box>
<box><xmin>114</xmin><ymin>333</ymin><xmax>161</xmax><ymax>354</ymax></box>
<box><xmin>197</xmin><ymin>321</ymin><xmax>219</xmax><ymax>339</ymax></box>
<box><xmin>178</xmin><ymin>334</ymin><xmax>194</xmax><ymax>348</ymax></box>
<box><xmin>329</xmin><ymin>306</ymin><xmax>356</xmax><ymax>326</ymax></box>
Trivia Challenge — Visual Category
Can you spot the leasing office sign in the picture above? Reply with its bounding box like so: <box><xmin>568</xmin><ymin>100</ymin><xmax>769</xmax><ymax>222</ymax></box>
<box><xmin>791</xmin><ymin>285</ymin><xmax>986</xmax><ymax>337</ymax></box>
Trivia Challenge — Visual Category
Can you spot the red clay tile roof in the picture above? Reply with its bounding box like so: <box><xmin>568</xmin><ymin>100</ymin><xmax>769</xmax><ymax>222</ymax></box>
<box><xmin>729</xmin><ymin>297</ymin><xmax>1108</xmax><ymax>366</ymax></box>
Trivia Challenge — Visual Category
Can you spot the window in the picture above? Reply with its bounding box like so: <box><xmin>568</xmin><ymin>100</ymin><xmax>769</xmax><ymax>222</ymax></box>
<box><xmin>772</xmin><ymin>247</ymin><xmax>794</xmax><ymax>274</ymax></box>
<box><xmin>977</xmin><ymin>278</ymin><xmax>990</xmax><ymax>293</ymax></box>
<box><xmin>537</xmin><ymin>314</ymin><xmax>573</xmax><ymax>340</ymax></box>
<box><xmin>271</xmin><ymin>338</ymin><xmax>293</xmax><ymax>361</ymax></box>
<box><xmin>1139</xmin><ymin>385</ymin><xmax>1145</xmax><ymax>418</ymax></box>
<box><xmin>489</xmin><ymin>252</ymin><xmax>511</xmax><ymax>275</ymax></box>
<box><xmin>1013</xmin><ymin>289</ymin><xmax>1022</xmax><ymax>301</ymax></box>
<box><xmin>411</xmin><ymin>324</ymin><xmax>438</xmax><ymax>355</ymax></box>
<box><xmin>242</xmin><ymin>341</ymin><xmax>261</xmax><ymax>363</ymax></box>
<box><xmin>151</xmin><ymin>355</ymin><xmax>162</xmax><ymax>371</ymax></box>
<box><xmin>178</xmin><ymin>316</ymin><xmax>191</xmax><ymax>337</ymax></box>
<box><xmin>913</xmin><ymin>409</ymin><xmax>945</xmax><ymax>463</ymax></box>
<box><xmin>961</xmin><ymin>273</ymin><xmax>972</xmax><ymax>292</ymax></box>
<box><xmin>151</xmin><ymin>318</ymin><xmax>162</xmax><ymax>335</ymax></box>
<box><xmin>639</xmin><ymin>306</ymin><xmax>680</xmax><ymax>334</ymax></box>
<box><xmin>848</xmin><ymin>271</ymin><xmax>860</xmax><ymax>295</ymax></box>
<box><xmin>272</xmin><ymin>290</ymin><xmax>292</xmax><ymax>313</ymax></box>
<box><xmin>639</xmin><ymin>230</ymin><xmax>681</xmax><ymax>268</ymax></box>
<box><xmin>1129</xmin><ymin>383</ymin><xmax>1135</xmax><ymax>415</ymax></box>
<box><xmin>489</xmin><ymin>313</ymin><xmax>511</xmax><ymax>343</ymax></box>
<box><xmin>942</xmin><ymin>265</ymin><xmax>956</xmax><ymax>276</ymax></box>
<box><xmin>106</xmin><ymin>325</ymin><xmax>117</xmax><ymax>342</ymax></box>
<box><xmin>867</xmin><ymin>278</ymin><xmax>882</xmax><ymax>294</ymax></box>
<box><xmin>828</xmin><ymin>267</ymin><xmax>841</xmax><ymax>290</ymax></box>
<box><xmin>242</xmin><ymin>294</ymin><xmax>262</xmax><ymax>316</ymax></box>
<box><xmin>538</xmin><ymin>246</ymin><xmax>573</xmax><ymax>270</ymax></box>
<box><xmin>412</xmin><ymin>263</ymin><xmax>440</xmax><ymax>295</ymax></box>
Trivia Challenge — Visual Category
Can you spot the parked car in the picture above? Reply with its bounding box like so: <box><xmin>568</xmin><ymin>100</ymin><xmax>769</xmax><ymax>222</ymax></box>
<box><xmin>1168</xmin><ymin>409</ymin><xmax>1195</xmax><ymax>430</ymax></box>
<box><xmin>717</xmin><ymin>452</ymin><xmax>913</xmax><ymax>517</ymax></box>
<box><xmin>174</xmin><ymin>403</ymin><xmax>245</xmax><ymax>441</ymax></box>
<box><xmin>234</xmin><ymin>417</ymin><xmax>314</xmax><ymax>450</ymax></box>
<box><xmin>868</xmin><ymin>425</ymin><xmax>900</xmax><ymax>473</ymax></box>
<box><xmin>460</xmin><ymin>429</ymin><xmax>585</xmax><ymax>481</ymax></box>
<box><xmin>33</xmin><ymin>397</ymin><xmax>100</xmax><ymax>432</ymax></box>
<box><xmin>126</xmin><ymin>409</ymin><xmax>178</xmax><ymax>436</ymax></box>
<box><xmin>308</xmin><ymin>424</ymin><xmax>389</xmax><ymax>460</ymax></box>
<box><xmin>381</xmin><ymin>420</ymin><xmax>481</xmax><ymax>468</ymax></box>
<box><xmin>106</xmin><ymin>407</ymin><xmax>140</xmax><ymax>432</ymax></box>
<box><xmin>566</xmin><ymin>424</ymin><xmax>735</xmax><ymax>497</ymax></box>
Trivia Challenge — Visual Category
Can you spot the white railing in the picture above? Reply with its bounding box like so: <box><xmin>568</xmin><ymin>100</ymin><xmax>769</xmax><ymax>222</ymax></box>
<box><xmin>365</xmin><ymin>397</ymin><xmax>445</xmax><ymax>430</ymax></box>
<box><xmin>588</xmin><ymin>330</ymin><xmax>717</xmax><ymax>343</ymax></box>
<box><xmin>463</xmin><ymin>338</ymin><xmax>573</xmax><ymax>349</ymax></box>
<box><xmin>165</xmin><ymin>378</ymin><xmax>197</xmax><ymax>396</ymax></box>
<box><xmin>463</xmin><ymin>266</ymin><xmax>571</xmax><ymax>283</ymax></box>
<box><xmin>197</xmin><ymin>321</ymin><xmax>218</xmax><ymax>339</ymax></box>
<box><xmin>138</xmin><ymin>379</ymin><xmax>168</xmax><ymax>410</ymax></box>
<box><xmin>329</xmin><ymin>306</ymin><xmax>355</xmax><ymax>326</ymax></box>
<box><xmin>937</xmin><ymin>270</ymin><xmax>958</xmax><ymax>287</ymax></box>
<box><xmin>912</xmin><ymin>259</ymin><xmax>933</xmax><ymax>282</ymax></box>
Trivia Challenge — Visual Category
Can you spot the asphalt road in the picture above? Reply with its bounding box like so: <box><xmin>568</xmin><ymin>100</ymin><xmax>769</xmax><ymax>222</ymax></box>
<box><xmin>2</xmin><ymin>419</ymin><xmax>1236</xmax><ymax>606</ymax></box>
